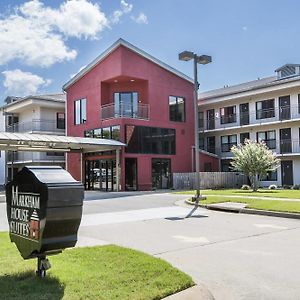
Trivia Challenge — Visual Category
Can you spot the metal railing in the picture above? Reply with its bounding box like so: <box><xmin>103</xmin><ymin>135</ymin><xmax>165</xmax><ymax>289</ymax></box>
<box><xmin>7</xmin><ymin>151</ymin><xmax>65</xmax><ymax>163</ymax></box>
<box><xmin>6</xmin><ymin>119</ymin><xmax>65</xmax><ymax>134</ymax></box>
<box><xmin>101</xmin><ymin>102</ymin><xmax>149</xmax><ymax>120</ymax></box>
<box><xmin>200</xmin><ymin>105</ymin><xmax>300</xmax><ymax>131</ymax></box>
<box><xmin>200</xmin><ymin>140</ymin><xmax>300</xmax><ymax>157</ymax></box>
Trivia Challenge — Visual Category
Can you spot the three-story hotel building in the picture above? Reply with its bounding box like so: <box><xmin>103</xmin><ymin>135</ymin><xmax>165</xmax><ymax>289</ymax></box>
<box><xmin>199</xmin><ymin>64</ymin><xmax>300</xmax><ymax>187</ymax></box>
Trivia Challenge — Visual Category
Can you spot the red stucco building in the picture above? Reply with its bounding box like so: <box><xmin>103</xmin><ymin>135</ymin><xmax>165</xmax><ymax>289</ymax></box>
<box><xmin>63</xmin><ymin>39</ymin><xmax>218</xmax><ymax>191</ymax></box>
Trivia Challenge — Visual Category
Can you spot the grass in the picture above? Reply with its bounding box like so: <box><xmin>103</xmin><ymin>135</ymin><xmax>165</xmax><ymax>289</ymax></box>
<box><xmin>195</xmin><ymin>196</ymin><xmax>300</xmax><ymax>213</ymax></box>
<box><xmin>176</xmin><ymin>188</ymin><xmax>300</xmax><ymax>199</ymax></box>
<box><xmin>0</xmin><ymin>232</ymin><xmax>193</xmax><ymax>300</ymax></box>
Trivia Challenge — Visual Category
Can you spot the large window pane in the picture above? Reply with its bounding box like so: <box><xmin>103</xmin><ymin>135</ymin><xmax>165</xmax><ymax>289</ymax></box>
<box><xmin>102</xmin><ymin>127</ymin><xmax>111</xmax><ymax>139</ymax></box>
<box><xmin>126</xmin><ymin>125</ymin><xmax>175</xmax><ymax>154</ymax></box>
<box><xmin>81</xmin><ymin>98</ymin><xmax>86</xmax><ymax>123</ymax></box>
<box><xmin>74</xmin><ymin>98</ymin><xmax>86</xmax><ymax>125</ymax></box>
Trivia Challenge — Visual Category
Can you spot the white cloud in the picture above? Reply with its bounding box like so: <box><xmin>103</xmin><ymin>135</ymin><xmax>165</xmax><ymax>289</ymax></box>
<box><xmin>242</xmin><ymin>26</ymin><xmax>248</xmax><ymax>31</ymax></box>
<box><xmin>131</xmin><ymin>12</ymin><xmax>148</xmax><ymax>24</ymax></box>
<box><xmin>0</xmin><ymin>0</ymin><xmax>110</xmax><ymax>67</ymax></box>
<box><xmin>2</xmin><ymin>69</ymin><xmax>51</xmax><ymax>96</ymax></box>
<box><xmin>111</xmin><ymin>0</ymin><xmax>133</xmax><ymax>24</ymax></box>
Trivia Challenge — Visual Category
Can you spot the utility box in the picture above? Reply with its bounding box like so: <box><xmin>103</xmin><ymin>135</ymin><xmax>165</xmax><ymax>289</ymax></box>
<box><xmin>6</xmin><ymin>166</ymin><xmax>84</xmax><ymax>276</ymax></box>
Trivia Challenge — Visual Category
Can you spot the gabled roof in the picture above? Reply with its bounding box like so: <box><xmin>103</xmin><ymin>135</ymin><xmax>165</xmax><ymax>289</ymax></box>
<box><xmin>63</xmin><ymin>38</ymin><xmax>193</xmax><ymax>90</ymax></box>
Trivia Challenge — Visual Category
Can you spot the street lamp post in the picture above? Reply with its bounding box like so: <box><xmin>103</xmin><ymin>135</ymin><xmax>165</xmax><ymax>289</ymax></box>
<box><xmin>179</xmin><ymin>51</ymin><xmax>212</xmax><ymax>202</ymax></box>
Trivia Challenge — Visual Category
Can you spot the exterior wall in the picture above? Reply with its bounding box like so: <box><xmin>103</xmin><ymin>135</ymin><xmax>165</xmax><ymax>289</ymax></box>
<box><xmin>66</xmin><ymin>45</ymin><xmax>219</xmax><ymax>190</ymax></box>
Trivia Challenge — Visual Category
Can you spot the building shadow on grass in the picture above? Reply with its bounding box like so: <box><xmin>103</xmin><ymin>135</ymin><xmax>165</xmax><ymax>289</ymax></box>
<box><xmin>0</xmin><ymin>271</ymin><xmax>64</xmax><ymax>300</ymax></box>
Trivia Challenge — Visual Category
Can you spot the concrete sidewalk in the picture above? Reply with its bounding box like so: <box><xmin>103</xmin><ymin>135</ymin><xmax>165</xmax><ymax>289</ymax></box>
<box><xmin>164</xmin><ymin>285</ymin><xmax>214</xmax><ymax>300</ymax></box>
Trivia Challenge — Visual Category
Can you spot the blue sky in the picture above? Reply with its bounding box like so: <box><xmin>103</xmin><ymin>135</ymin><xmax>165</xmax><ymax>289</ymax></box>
<box><xmin>1</xmin><ymin>0</ymin><xmax>300</xmax><ymax>101</ymax></box>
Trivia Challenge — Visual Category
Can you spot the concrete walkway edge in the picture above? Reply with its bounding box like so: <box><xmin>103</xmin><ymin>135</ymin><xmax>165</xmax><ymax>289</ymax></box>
<box><xmin>185</xmin><ymin>199</ymin><xmax>300</xmax><ymax>220</ymax></box>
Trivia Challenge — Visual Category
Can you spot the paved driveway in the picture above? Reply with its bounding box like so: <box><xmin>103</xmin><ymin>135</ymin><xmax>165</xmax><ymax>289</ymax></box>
<box><xmin>1</xmin><ymin>191</ymin><xmax>300</xmax><ymax>299</ymax></box>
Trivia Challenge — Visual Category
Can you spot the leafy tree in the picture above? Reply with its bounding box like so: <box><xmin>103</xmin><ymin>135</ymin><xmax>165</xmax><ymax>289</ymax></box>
<box><xmin>230</xmin><ymin>139</ymin><xmax>280</xmax><ymax>191</ymax></box>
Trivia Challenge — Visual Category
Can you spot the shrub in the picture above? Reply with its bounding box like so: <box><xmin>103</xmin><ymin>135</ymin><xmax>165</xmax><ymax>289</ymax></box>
<box><xmin>268</xmin><ymin>184</ymin><xmax>277</xmax><ymax>190</ymax></box>
<box><xmin>292</xmin><ymin>185</ymin><xmax>300</xmax><ymax>190</ymax></box>
<box><xmin>283</xmin><ymin>185</ymin><xmax>292</xmax><ymax>189</ymax></box>
<box><xmin>241</xmin><ymin>184</ymin><xmax>251</xmax><ymax>190</ymax></box>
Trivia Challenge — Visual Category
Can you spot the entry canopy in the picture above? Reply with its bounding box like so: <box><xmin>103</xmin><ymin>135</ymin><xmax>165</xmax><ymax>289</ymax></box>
<box><xmin>0</xmin><ymin>132</ymin><xmax>125</xmax><ymax>153</ymax></box>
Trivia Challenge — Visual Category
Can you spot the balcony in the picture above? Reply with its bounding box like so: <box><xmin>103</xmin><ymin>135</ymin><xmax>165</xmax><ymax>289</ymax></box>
<box><xmin>101</xmin><ymin>102</ymin><xmax>149</xmax><ymax>120</ymax></box>
<box><xmin>6</xmin><ymin>119</ymin><xmax>65</xmax><ymax>134</ymax></box>
<box><xmin>201</xmin><ymin>140</ymin><xmax>300</xmax><ymax>157</ymax></box>
<box><xmin>200</xmin><ymin>105</ymin><xmax>300</xmax><ymax>131</ymax></box>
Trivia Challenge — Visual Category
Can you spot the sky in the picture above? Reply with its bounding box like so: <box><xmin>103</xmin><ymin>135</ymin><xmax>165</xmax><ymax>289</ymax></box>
<box><xmin>1</xmin><ymin>0</ymin><xmax>300</xmax><ymax>101</ymax></box>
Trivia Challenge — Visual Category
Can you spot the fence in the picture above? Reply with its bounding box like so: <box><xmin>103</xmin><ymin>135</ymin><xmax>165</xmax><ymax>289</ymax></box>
<box><xmin>173</xmin><ymin>172</ymin><xmax>248</xmax><ymax>190</ymax></box>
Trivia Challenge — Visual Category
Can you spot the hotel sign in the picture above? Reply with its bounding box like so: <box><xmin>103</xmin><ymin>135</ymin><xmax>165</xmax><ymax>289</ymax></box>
<box><xmin>8</xmin><ymin>186</ymin><xmax>41</xmax><ymax>241</ymax></box>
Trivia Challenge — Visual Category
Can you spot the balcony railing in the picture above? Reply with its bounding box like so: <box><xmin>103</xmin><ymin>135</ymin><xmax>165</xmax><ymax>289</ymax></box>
<box><xmin>6</xmin><ymin>119</ymin><xmax>65</xmax><ymax>134</ymax></box>
<box><xmin>7</xmin><ymin>151</ymin><xmax>65</xmax><ymax>163</ymax></box>
<box><xmin>200</xmin><ymin>140</ymin><xmax>300</xmax><ymax>157</ymax></box>
<box><xmin>101</xmin><ymin>102</ymin><xmax>149</xmax><ymax>120</ymax></box>
<box><xmin>200</xmin><ymin>105</ymin><xmax>300</xmax><ymax>131</ymax></box>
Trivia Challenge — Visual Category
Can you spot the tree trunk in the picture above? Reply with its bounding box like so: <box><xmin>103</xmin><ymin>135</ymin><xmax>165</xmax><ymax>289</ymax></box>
<box><xmin>250</xmin><ymin>175</ymin><xmax>258</xmax><ymax>192</ymax></box>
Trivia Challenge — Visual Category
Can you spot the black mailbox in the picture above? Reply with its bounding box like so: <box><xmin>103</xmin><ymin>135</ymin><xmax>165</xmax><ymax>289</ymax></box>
<box><xmin>6</xmin><ymin>166</ymin><xmax>84</xmax><ymax>276</ymax></box>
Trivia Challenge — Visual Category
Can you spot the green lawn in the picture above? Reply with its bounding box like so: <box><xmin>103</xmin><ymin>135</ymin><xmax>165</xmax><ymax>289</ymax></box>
<box><xmin>176</xmin><ymin>189</ymin><xmax>300</xmax><ymax>199</ymax></box>
<box><xmin>0</xmin><ymin>232</ymin><xmax>193</xmax><ymax>300</ymax></box>
<box><xmin>195</xmin><ymin>196</ymin><xmax>300</xmax><ymax>213</ymax></box>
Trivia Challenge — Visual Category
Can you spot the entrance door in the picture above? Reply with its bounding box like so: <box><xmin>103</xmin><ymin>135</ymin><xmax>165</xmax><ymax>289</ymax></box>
<box><xmin>125</xmin><ymin>158</ymin><xmax>137</xmax><ymax>191</ymax></box>
<box><xmin>207</xmin><ymin>109</ymin><xmax>215</xmax><ymax>130</ymax></box>
<box><xmin>240</xmin><ymin>103</ymin><xmax>249</xmax><ymax>125</ymax></box>
<box><xmin>281</xmin><ymin>161</ymin><xmax>293</xmax><ymax>186</ymax></box>
<box><xmin>279</xmin><ymin>96</ymin><xmax>291</xmax><ymax>120</ymax></box>
<box><xmin>85</xmin><ymin>159</ymin><xmax>116</xmax><ymax>191</ymax></box>
<box><xmin>280</xmin><ymin>128</ymin><xmax>292</xmax><ymax>153</ymax></box>
<box><xmin>152</xmin><ymin>159</ymin><xmax>171</xmax><ymax>190</ymax></box>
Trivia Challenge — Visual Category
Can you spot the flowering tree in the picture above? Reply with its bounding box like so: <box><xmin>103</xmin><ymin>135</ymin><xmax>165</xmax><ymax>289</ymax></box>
<box><xmin>230</xmin><ymin>139</ymin><xmax>280</xmax><ymax>191</ymax></box>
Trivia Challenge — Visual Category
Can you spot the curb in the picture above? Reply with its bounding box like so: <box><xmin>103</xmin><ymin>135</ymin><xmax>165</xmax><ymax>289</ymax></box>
<box><xmin>185</xmin><ymin>199</ymin><xmax>300</xmax><ymax>220</ymax></box>
<box><xmin>163</xmin><ymin>285</ymin><xmax>214</xmax><ymax>300</ymax></box>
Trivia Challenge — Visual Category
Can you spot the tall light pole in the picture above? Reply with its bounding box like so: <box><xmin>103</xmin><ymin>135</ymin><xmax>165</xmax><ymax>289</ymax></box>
<box><xmin>179</xmin><ymin>51</ymin><xmax>212</xmax><ymax>202</ymax></box>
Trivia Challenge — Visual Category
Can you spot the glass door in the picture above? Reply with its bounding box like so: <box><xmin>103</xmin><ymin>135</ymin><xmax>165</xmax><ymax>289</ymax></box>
<box><xmin>152</xmin><ymin>159</ymin><xmax>171</xmax><ymax>190</ymax></box>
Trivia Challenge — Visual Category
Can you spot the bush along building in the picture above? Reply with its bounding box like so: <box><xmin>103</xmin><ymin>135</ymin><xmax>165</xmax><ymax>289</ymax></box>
<box><xmin>199</xmin><ymin>64</ymin><xmax>300</xmax><ymax>187</ymax></box>
<box><xmin>63</xmin><ymin>39</ymin><xmax>219</xmax><ymax>191</ymax></box>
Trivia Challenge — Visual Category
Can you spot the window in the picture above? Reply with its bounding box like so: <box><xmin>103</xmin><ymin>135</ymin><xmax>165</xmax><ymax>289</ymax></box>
<box><xmin>169</xmin><ymin>96</ymin><xmax>185</xmax><ymax>122</ymax></box>
<box><xmin>220</xmin><ymin>105</ymin><xmax>236</xmax><ymax>124</ymax></box>
<box><xmin>56</xmin><ymin>113</ymin><xmax>65</xmax><ymax>129</ymax></box>
<box><xmin>126</xmin><ymin>125</ymin><xmax>175</xmax><ymax>154</ymax></box>
<box><xmin>84</xmin><ymin>125</ymin><xmax>121</xmax><ymax>141</ymax></box>
<box><xmin>114</xmin><ymin>92</ymin><xmax>138</xmax><ymax>117</ymax></box>
<box><xmin>207</xmin><ymin>136</ymin><xmax>216</xmax><ymax>154</ymax></box>
<box><xmin>46</xmin><ymin>152</ymin><xmax>64</xmax><ymax>156</ymax></box>
<box><xmin>240</xmin><ymin>132</ymin><xmax>250</xmax><ymax>144</ymax></box>
<box><xmin>260</xmin><ymin>170</ymin><xmax>277</xmax><ymax>181</ymax></box>
<box><xmin>74</xmin><ymin>98</ymin><xmax>86</xmax><ymax>125</ymax></box>
<box><xmin>256</xmin><ymin>99</ymin><xmax>275</xmax><ymax>119</ymax></box>
<box><xmin>257</xmin><ymin>130</ymin><xmax>276</xmax><ymax>149</ymax></box>
<box><xmin>221</xmin><ymin>160</ymin><xmax>233</xmax><ymax>172</ymax></box>
<box><xmin>198</xmin><ymin>111</ymin><xmax>204</xmax><ymax>128</ymax></box>
<box><xmin>221</xmin><ymin>135</ymin><xmax>237</xmax><ymax>152</ymax></box>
